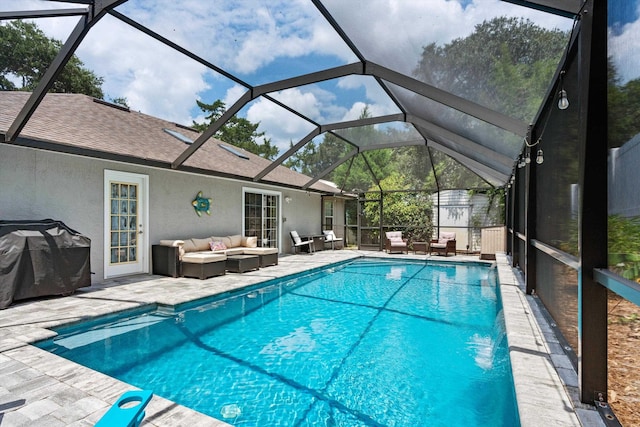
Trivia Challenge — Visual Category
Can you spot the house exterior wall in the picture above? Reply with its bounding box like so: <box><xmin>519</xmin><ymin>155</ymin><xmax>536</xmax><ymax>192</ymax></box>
<box><xmin>431</xmin><ymin>189</ymin><xmax>493</xmax><ymax>252</ymax></box>
<box><xmin>609</xmin><ymin>134</ymin><xmax>640</xmax><ymax>217</ymax></box>
<box><xmin>1</xmin><ymin>144</ymin><xmax>322</xmax><ymax>282</ymax></box>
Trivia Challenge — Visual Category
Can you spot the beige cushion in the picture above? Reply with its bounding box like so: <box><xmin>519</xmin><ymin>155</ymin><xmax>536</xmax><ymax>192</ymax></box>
<box><xmin>228</xmin><ymin>234</ymin><xmax>242</xmax><ymax>248</ymax></box>
<box><xmin>220</xmin><ymin>236</ymin><xmax>233</xmax><ymax>248</ymax></box>
<box><xmin>439</xmin><ymin>232</ymin><xmax>456</xmax><ymax>241</ymax></box>
<box><xmin>182</xmin><ymin>239</ymin><xmax>197</xmax><ymax>253</ymax></box>
<box><xmin>181</xmin><ymin>252</ymin><xmax>227</xmax><ymax>264</ymax></box>
<box><xmin>224</xmin><ymin>247</ymin><xmax>245</xmax><ymax>256</ymax></box>
<box><xmin>386</xmin><ymin>231</ymin><xmax>404</xmax><ymax>241</ymax></box>
<box><xmin>189</xmin><ymin>237</ymin><xmax>212</xmax><ymax>252</ymax></box>
<box><xmin>243</xmin><ymin>247</ymin><xmax>278</xmax><ymax>255</ymax></box>
<box><xmin>242</xmin><ymin>236</ymin><xmax>258</xmax><ymax>248</ymax></box>
<box><xmin>159</xmin><ymin>239</ymin><xmax>184</xmax><ymax>247</ymax></box>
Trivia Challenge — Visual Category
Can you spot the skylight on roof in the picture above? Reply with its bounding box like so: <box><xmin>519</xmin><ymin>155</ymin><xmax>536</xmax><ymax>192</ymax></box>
<box><xmin>163</xmin><ymin>128</ymin><xmax>193</xmax><ymax>144</ymax></box>
<box><xmin>219</xmin><ymin>144</ymin><xmax>249</xmax><ymax>159</ymax></box>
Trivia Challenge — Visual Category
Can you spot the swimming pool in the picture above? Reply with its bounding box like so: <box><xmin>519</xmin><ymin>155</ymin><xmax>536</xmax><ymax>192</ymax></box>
<box><xmin>37</xmin><ymin>258</ymin><xmax>519</xmax><ymax>426</ymax></box>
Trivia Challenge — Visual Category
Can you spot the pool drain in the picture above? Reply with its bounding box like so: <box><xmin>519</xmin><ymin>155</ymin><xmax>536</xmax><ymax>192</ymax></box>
<box><xmin>220</xmin><ymin>403</ymin><xmax>242</xmax><ymax>419</ymax></box>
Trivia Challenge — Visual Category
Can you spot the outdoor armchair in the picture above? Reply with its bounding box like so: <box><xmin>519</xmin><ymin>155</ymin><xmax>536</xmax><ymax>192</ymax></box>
<box><xmin>385</xmin><ymin>231</ymin><xmax>408</xmax><ymax>254</ymax></box>
<box><xmin>430</xmin><ymin>232</ymin><xmax>457</xmax><ymax>256</ymax></box>
<box><xmin>290</xmin><ymin>231</ymin><xmax>315</xmax><ymax>254</ymax></box>
<box><xmin>322</xmin><ymin>230</ymin><xmax>343</xmax><ymax>249</ymax></box>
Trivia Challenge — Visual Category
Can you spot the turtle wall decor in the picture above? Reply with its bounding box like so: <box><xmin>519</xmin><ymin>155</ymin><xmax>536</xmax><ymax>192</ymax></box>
<box><xmin>192</xmin><ymin>191</ymin><xmax>213</xmax><ymax>216</ymax></box>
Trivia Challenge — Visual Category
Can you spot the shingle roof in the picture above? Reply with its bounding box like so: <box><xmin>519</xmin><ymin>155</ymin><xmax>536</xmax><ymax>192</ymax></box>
<box><xmin>0</xmin><ymin>91</ymin><xmax>339</xmax><ymax>193</ymax></box>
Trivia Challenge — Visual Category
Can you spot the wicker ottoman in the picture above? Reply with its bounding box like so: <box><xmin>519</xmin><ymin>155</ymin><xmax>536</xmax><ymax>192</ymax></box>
<box><xmin>226</xmin><ymin>254</ymin><xmax>260</xmax><ymax>273</ymax></box>
<box><xmin>181</xmin><ymin>253</ymin><xmax>227</xmax><ymax>279</ymax></box>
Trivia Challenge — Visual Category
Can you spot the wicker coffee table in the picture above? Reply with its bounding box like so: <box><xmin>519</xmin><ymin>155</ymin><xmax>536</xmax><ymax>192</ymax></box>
<box><xmin>412</xmin><ymin>241</ymin><xmax>429</xmax><ymax>254</ymax></box>
<box><xmin>226</xmin><ymin>254</ymin><xmax>260</xmax><ymax>273</ymax></box>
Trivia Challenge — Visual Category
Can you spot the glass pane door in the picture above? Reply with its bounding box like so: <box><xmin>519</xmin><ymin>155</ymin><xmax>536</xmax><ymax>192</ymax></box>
<box><xmin>104</xmin><ymin>170</ymin><xmax>148</xmax><ymax>278</ymax></box>
<box><xmin>110</xmin><ymin>182</ymin><xmax>138</xmax><ymax>264</ymax></box>
<box><xmin>244</xmin><ymin>191</ymin><xmax>279</xmax><ymax>248</ymax></box>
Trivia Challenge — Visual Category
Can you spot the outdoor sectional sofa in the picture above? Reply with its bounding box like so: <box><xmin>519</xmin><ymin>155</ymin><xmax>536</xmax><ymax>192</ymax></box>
<box><xmin>152</xmin><ymin>234</ymin><xmax>278</xmax><ymax>279</ymax></box>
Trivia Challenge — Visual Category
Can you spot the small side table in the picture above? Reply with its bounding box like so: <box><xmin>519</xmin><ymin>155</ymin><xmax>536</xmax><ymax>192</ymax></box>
<box><xmin>412</xmin><ymin>241</ymin><xmax>429</xmax><ymax>254</ymax></box>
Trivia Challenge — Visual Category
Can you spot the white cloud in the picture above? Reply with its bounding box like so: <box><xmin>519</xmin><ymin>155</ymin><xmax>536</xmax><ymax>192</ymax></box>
<box><xmin>609</xmin><ymin>15</ymin><xmax>640</xmax><ymax>84</ymax></box>
<box><xmin>223</xmin><ymin>85</ymin><xmax>250</xmax><ymax>109</ymax></box>
<box><xmin>4</xmin><ymin>0</ymin><xmax>577</xmax><ymax>153</ymax></box>
<box><xmin>321</xmin><ymin>0</ymin><xmax>572</xmax><ymax>75</ymax></box>
<box><xmin>244</xmin><ymin>89</ymin><xmax>325</xmax><ymax>150</ymax></box>
<box><xmin>77</xmin><ymin>15</ymin><xmax>210</xmax><ymax>124</ymax></box>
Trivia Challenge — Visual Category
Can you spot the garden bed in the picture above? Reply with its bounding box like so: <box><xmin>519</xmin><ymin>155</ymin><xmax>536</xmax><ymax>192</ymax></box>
<box><xmin>608</xmin><ymin>291</ymin><xmax>640</xmax><ymax>426</ymax></box>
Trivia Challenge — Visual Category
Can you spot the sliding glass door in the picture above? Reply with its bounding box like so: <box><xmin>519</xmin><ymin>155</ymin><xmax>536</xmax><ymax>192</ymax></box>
<box><xmin>243</xmin><ymin>189</ymin><xmax>280</xmax><ymax>249</ymax></box>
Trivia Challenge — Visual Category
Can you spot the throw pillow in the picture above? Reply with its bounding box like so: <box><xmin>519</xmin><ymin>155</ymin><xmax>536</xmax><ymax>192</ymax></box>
<box><xmin>210</xmin><ymin>241</ymin><xmax>227</xmax><ymax>251</ymax></box>
<box><xmin>244</xmin><ymin>236</ymin><xmax>258</xmax><ymax>248</ymax></box>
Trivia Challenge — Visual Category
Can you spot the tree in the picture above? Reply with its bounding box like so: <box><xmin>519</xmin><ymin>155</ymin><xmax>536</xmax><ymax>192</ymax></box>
<box><xmin>409</xmin><ymin>17</ymin><xmax>568</xmax><ymax>190</ymax></box>
<box><xmin>608</xmin><ymin>59</ymin><xmax>640</xmax><ymax>148</ymax></box>
<box><xmin>0</xmin><ymin>21</ymin><xmax>103</xmax><ymax>97</ymax></box>
<box><xmin>285</xmin><ymin>106</ymin><xmax>394</xmax><ymax>190</ymax></box>
<box><xmin>362</xmin><ymin>172</ymin><xmax>434</xmax><ymax>242</ymax></box>
<box><xmin>414</xmin><ymin>16</ymin><xmax>567</xmax><ymax>121</ymax></box>
<box><xmin>192</xmin><ymin>99</ymin><xmax>278</xmax><ymax>160</ymax></box>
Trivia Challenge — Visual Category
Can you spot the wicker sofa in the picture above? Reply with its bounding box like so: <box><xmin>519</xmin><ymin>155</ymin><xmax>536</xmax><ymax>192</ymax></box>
<box><xmin>152</xmin><ymin>234</ymin><xmax>278</xmax><ymax>278</ymax></box>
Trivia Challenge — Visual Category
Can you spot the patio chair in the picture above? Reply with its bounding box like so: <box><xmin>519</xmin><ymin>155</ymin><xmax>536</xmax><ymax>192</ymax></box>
<box><xmin>322</xmin><ymin>230</ymin><xmax>343</xmax><ymax>250</ymax></box>
<box><xmin>385</xmin><ymin>231</ymin><xmax>408</xmax><ymax>254</ymax></box>
<box><xmin>430</xmin><ymin>232</ymin><xmax>457</xmax><ymax>256</ymax></box>
<box><xmin>290</xmin><ymin>231</ymin><xmax>315</xmax><ymax>254</ymax></box>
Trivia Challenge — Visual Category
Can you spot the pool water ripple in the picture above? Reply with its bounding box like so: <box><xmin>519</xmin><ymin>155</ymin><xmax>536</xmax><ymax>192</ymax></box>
<box><xmin>37</xmin><ymin>258</ymin><xmax>519</xmax><ymax>426</ymax></box>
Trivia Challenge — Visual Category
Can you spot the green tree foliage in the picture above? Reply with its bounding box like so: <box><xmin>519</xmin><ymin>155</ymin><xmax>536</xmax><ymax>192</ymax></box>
<box><xmin>285</xmin><ymin>106</ymin><xmax>394</xmax><ymax>191</ymax></box>
<box><xmin>409</xmin><ymin>16</ymin><xmax>568</xmax><ymax>193</ymax></box>
<box><xmin>192</xmin><ymin>99</ymin><xmax>278</xmax><ymax>160</ymax></box>
<box><xmin>0</xmin><ymin>21</ymin><xmax>103</xmax><ymax>97</ymax></box>
<box><xmin>608</xmin><ymin>215</ymin><xmax>640</xmax><ymax>281</ymax></box>
<box><xmin>285</xmin><ymin>132</ymin><xmax>350</xmax><ymax>177</ymax></box>
<box><xmin>362</xmin><ymin>173</ymin><xmax>434</xmax><ymax>242</ymax></box>
<box><xmin>110</xmin><ymin>96</ymin><xmax>130</xmax><ymax>108</ymax></box>
<box><xmin>414</xmin><ymin>16</ymin><xmax>567</xmax><ymax>121</ymax></box>
<box><xmin>608</xmin><ymin>60</ymin><xmax>640</xmax><ymax>148</ymax></box>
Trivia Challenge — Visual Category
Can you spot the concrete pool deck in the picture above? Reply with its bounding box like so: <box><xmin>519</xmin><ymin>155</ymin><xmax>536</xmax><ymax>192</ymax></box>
<box><xmin>0</xmin><ymin>250</ymin><xmax>604</xmax><ymax>426</ymax></box>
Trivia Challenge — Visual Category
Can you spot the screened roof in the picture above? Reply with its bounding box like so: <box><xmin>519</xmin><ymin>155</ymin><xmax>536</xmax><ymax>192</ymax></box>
<box><xmin>0</xmin><ymin>0</ymin><xmax>582</xmax><ymax>193</ymax></box>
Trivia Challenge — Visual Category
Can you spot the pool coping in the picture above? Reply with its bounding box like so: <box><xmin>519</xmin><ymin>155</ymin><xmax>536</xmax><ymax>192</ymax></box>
<box><xmin>0</xmin><ymin>250</ymin><xmax>604</xmax><ymax>426</ymax></box>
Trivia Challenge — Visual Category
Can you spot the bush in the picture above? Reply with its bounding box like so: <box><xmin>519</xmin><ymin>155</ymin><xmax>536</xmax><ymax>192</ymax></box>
<box><xmin>609</xmin><ymin>215</ymin><xmax>640</xmax><ymax>281</ymax></box>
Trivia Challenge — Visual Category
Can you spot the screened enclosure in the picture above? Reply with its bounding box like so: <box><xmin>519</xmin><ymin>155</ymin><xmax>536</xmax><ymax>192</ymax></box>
<box><xmin>1</xmin><ymin>0</ymin><xmax>639</xmax><ymax>423</ymax></box>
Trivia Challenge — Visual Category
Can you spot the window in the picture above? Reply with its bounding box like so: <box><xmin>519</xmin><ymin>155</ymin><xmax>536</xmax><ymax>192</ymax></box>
<box><xmin>324</xmin><ymin>200</ymin><xmax>334</xmax><ymax>230</ymax></box>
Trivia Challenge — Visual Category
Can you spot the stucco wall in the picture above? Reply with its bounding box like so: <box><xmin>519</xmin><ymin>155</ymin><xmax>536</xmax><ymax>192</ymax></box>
<box><xmin>1</xmin><ymin>144</ymin><xmax>322</xmax><ymax>282</ymax></box>
<box><xmin>609</xmin><ymin>135</ymin><xmax>640</xmax><ymax>217</ymax></box>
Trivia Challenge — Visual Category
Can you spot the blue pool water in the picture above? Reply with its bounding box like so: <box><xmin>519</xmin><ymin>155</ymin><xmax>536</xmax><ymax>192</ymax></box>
<box><xmin>37</xmin><ymin>258</ymin><xmax>519</xmax><ymax>426</ymax></box>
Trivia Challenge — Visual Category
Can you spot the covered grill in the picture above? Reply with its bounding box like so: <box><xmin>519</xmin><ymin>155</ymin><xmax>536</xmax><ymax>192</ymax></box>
<box><xmin>0</xmin><ymin>219</ymin><xmax>91</xmax><ymax>309</ymax></box>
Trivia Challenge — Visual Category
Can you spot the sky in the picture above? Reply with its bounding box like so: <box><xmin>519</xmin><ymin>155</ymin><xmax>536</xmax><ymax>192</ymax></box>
<box><xmin>609</xmin><ymin>0</ymin><xmax>640</xmax><ymax>84</ymax></box>
<box><xmin>3</xmin><ymin>0</ymin><xmax>629</xmax><ymax>154</ymax></box>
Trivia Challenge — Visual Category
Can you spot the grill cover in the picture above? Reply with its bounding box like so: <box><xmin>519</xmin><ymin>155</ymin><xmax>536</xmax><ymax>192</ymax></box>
<box><xmin>0</xmin><ymin>219</ymin><xmax>91</xmax><ymax>309</ymax></box>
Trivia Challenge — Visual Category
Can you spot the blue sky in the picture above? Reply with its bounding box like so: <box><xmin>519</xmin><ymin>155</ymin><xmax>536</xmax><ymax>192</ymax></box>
<box><xmin>608</xmin><ymin>0</ymin><xmax>640</xmax><ymax>85</ymax></box>
<box><xmin>609</xmin><ymin>0</ymin><xmax>639</xmax><ymax>31</ymax></box>
<box><xmin>2</xmin><ymin>0</ymin><xmax>608</xmax><ymax>154</ymax></box>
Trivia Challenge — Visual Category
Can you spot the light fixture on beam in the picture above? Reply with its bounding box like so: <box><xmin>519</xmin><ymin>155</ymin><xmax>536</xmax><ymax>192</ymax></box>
<box><xmin>558</xmin><ymin>70</ymin><xmax>569</xmax><ymax>110</ymax></box>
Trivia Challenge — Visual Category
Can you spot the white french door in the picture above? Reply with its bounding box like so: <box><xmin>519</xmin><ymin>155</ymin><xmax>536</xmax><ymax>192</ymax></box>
<box><xmin>243</xmin><ymin>188</ymin><xmax>281</xmax><ymax>250</ymax></box>
<box><xmin>104</xmin><ymin>170</ymin><xmax>149</xmax><ymax>278</ymax></box>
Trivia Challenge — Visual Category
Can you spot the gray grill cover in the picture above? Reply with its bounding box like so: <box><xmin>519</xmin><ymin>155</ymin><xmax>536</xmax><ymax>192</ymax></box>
<box><xmin>0</xmin><ymin>220</ymin><xmax>91</xmax><ymax>309</ymax></box>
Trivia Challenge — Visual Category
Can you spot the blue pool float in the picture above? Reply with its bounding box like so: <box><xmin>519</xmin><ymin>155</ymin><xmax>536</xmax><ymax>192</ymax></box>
<box><xmin>95</xmin><ymin>390</ymin><xmax>153</xmax><ymax>427</ymax></box>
